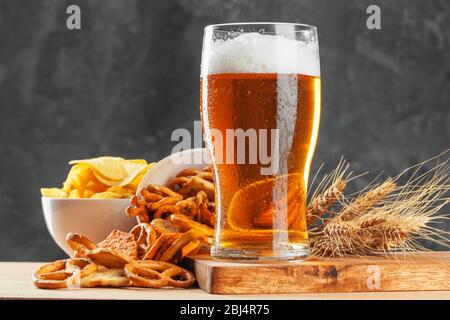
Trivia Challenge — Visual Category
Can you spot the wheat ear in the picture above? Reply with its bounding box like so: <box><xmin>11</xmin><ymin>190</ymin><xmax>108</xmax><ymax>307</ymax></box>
<box><xmin>307</xmin><ymin>179</ymin><xmax>346</xmax><ymax>225</ymax></box>
<box><xmin>338</xmin><ymin>178</ymin><xmax>396</xmax><ymax>221</ymax></box>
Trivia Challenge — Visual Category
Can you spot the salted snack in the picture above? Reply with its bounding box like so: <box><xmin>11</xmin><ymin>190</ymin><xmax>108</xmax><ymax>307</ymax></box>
<box><xmin>127</xmin><ymin>166</ymin><xmax>215</xmax><ymax>226</ymax></box>
<box><xmin>34</xmin><ymin>165</ymin><xmax>217</xmax><ymax>290</ymax></box>
<box><xmin>40</xmin><ymin>157</ymin><xmax>155</xmax><ymax>199</ymax></box>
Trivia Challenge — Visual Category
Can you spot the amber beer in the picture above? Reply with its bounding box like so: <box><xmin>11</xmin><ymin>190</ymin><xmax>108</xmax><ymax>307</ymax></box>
<box><xmin>201</xmin><ymin>24</ymin><xmax>321</xmax><ymax>259</ymax></box>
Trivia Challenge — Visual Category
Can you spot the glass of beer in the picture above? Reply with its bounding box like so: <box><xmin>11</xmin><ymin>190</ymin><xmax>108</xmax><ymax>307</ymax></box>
<box><xmin>200</xmin><ymin>23</ymin><xmax>321</xmax><ymax>260</ymax></box>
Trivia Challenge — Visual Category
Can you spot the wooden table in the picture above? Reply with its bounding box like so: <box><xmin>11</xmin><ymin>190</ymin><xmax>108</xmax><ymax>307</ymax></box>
<box><xmin>0</xmin><ymin>262</ymin><xmax>449</xmax><ymax>300</ymax></box>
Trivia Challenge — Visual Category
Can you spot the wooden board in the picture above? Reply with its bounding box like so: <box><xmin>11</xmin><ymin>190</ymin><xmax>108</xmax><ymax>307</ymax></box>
<box><xmin>186</xmin><ymin>252</ymin><xmax>450</xmax><ymax>294</ymax></box>
<box><xmin>0</xmin><ymin>262</ymin><xmax>449</xmax><ymax>299</ymax></box>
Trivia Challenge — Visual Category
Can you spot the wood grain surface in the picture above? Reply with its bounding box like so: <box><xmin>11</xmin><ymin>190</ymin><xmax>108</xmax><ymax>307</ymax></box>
<box><xmin>1</xmin><ymin>257</ymin><xmax>449</xmax><ymax>299</ymax></box>
<box><xmin>186</xmin><ymin>252</ymin><xmax>450</xmax><ymax>294</ymax></box>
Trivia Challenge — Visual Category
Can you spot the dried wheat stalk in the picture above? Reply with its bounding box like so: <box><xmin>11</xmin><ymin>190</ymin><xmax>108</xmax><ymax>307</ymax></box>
<box><xmin>308</xmin><ymin>151</ymin><xmax>450</xmax><ymax>258</ymax></box>
<box><xmin>306</xmin><ymin>158</ymin><xmax>350</xmax><ymax>226</ymax></box>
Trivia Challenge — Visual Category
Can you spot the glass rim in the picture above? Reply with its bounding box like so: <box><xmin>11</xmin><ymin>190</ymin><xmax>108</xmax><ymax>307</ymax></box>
<box><xmin>205</xmin><ymin>22</ymin><xmax>317</xmax><ymax>32</ymax></box>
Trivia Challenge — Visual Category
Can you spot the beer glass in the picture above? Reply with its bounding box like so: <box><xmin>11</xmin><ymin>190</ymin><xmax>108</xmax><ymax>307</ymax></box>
<box><xmin>201</xmin><ymin>23</ymin><xmax>321</xmax><ymax>260</ymax></box>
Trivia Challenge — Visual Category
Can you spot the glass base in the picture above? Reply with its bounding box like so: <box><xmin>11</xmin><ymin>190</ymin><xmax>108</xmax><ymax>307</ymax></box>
<box><xmin>211</xmin><ymin>242</ymin><xmax>309</xmax><ymax>261</ymax></box>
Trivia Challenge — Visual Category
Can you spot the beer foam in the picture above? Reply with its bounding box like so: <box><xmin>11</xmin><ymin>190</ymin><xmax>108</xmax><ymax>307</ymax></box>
<box><xmin>202</xmin><ymin>33</ymin><xmax>320</xmax><ymax>76</ymax></box>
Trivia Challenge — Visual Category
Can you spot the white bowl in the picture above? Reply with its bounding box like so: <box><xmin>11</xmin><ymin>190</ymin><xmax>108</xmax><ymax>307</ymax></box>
<box><xmin>136</xmin><ymin>148</ymin><xmax>211</xmax><ymax>214</ymax></box>
<box><xmin>42</xmin><ymin>197</ymin><xmax>137</xmax><ymax>256</ymax></box>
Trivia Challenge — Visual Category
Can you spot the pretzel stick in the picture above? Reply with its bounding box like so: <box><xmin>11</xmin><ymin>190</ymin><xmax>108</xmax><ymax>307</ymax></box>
<box><xmin>170</xmin><ymin>213</ymin><xmax>214</xmax><ymax>237</ymax></box>
<box><xmin>160</xmin><ymin>230</ymin><xmax>200</xmax><ymax>262</ymax></box>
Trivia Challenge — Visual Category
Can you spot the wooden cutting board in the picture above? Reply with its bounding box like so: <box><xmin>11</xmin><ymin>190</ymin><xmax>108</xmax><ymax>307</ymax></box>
<box><xmin>186</xmin><ymin>252</ymin><xmax>450</xmax><ymax>294</ymax></box>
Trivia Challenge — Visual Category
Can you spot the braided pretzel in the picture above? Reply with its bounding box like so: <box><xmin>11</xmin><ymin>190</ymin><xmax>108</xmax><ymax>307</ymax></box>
<box><xmin>124</xmin><ymin>260</ymin><xmax>195</xmax><ymax>288</ymax></box>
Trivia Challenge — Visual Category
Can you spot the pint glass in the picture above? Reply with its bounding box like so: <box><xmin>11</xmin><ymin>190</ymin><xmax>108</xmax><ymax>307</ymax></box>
<box><xmin>201</xmin><ymin>23</ymin><xmax>321</xmax><ymax>259</ymax></box>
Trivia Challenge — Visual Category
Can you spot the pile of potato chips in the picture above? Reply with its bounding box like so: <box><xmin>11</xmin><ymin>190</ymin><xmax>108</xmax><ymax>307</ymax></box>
<box><xmin>41</xmin><ymin>157</ymin><xmax>155</xmax><ymax>199</ymax></box>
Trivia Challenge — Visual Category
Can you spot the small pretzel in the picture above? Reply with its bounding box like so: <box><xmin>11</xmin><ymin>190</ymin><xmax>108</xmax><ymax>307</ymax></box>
<box><xmin>153</xmin><ymin>204</ymin><xmax>178</xmax><ymax>219</ymax></box>
<box><xmin>146</xmin><ymin>185</ymin><xmax>183</xmax><ymax>200</ymax></box>
<box><xmin>81</xmin><ymin>267</ymin><xmax>132</xmax><ymax>287</ymax></box>
<box><xmin>126</xmin><ymin>205</ymin><xmax>149</xmax><ymax>222</ymax></box>
<box><xmin>148</xmin><ymin>196</ymin><xmax>179</xmax><ymax>211</ymax></box>
<box><xmin>151</xmin><ymin>219</ymin><xmax>182</xmax><ymax>235</ymax></box>
<box><xmin>140</xmin><ymin>189</ymin><xmax>164</xmax><ymax>202</ymax></box>
<box><xmin>130</xmin><ymin>223</ymin><xmax>157</xmax><ymax>257</ymax></box>
<box><xmin>195</xmin><ymin>191</ymin><xmax>215</xmax><ymax>226</ymax></box>
<box><xmin>177</xmin><ymin>176</ymin><xmax>215</xmax><ymax>201</ymax></box>
<box><xmin>167</xmin><ymin>176</ymin><xmax>190</xmax><ymax>190</ymax></box>
<box><xmin>66</xmin><ymin>233</ymin><xmax>98</xmax><ymax>257</ymax></box>
<box><xmin>162</xmin><ymin>265</ymin><xmax>196</xmax><ymax>289</ymax></box>
<box><xmin>32</xmin><ymin>260</ymin><xmax>73</xmax><ymax>289</ymax></box>
<box><xmin>87</xmin><ymin>248</ymin><xmax>132</xmax><ymax>268</ymax></box>
<box><xmin>66</xmin><ymin>258</ymin><xmax>98</xmax><ymax>278</ymax></box>
<box><xmin>32</xmin><ymin>258</ymin><xmax>97</xmax><ymax>289</ymax></box>
<box><xmin>170</xmin><ymin>213</ymin><xmax>214</xmax><ymax>237</ymax></box>
<box><xmin>124</xmin><ymin>260</ymin><xmax>195</xmax><ymax>289</ymax></box>
<box><xmin>196</xmin><ymin>171</ymin><xmax>213</xmax><ymax>182</ymax></box>
<box><xmin>130</xmin><ymin>195</ymin><xmax>148</xmax><ymax>207</ymax></box>
<box><xmin>173</xmin><ymin>197</ymin><xmax>198</xmax><ymax>218</ymax></box>
<box><xmin>176</xmin><ymin>168</ymin><xmax>200</xmax><ymax>177</ymax></box>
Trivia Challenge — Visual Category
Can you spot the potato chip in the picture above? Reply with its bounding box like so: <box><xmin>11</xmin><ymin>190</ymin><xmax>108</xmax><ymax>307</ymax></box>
<box><xmin>91</xmin><ymin>191</ymin><xmax>123</xmax><ymax>199</ymax></box>
<box><xmin>40</xmin><ymin>188</ymin><xmax>67</xmax><ymax>198</ymax></box>
<box><xmin>126</xmin><ymin>163</ymin><xmax>154</xmax><ymax>190</ymax></box>
<box><xmin>106</xmin><ymin>186</ymin><xmax>134</xmax><ymax>198</ymax></box>
<box><xmin>69</xmin><ymin>157</ymin><xmax>128</xmax><ymax>181</ymax></box>
<box><xmin>69</xmin><ymin>189</ymin><xmax>82</xmax><ymax>198</ymax></box>
<box><xmin>41</xmin><ymin>156</ymin><xmax>154</xmax><ymax>199</ymax></box>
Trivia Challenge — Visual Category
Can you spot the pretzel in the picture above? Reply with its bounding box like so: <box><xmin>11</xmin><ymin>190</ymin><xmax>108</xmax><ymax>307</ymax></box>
<box><xmin>182</xmin><ymin>240</ymin><xmax>202</xmax><ymax>257</ymax></box>
<box><xmin>162</xmin><ymin>265</ymin><xmax>196</xmax><ymax>289</ymax></box>
<box><xmin>195</xmin><ymin>171</ymin><xmax>213</xmax><ymax>182</ymax></box>
<box><xmin>81</xmin><ymin>267</ymin><xmax>132</xmax><ymax>287</ymax></box>
<box><xmin>170</xmin><ymin>213</ymin><xmax>214</xmax><ymax>237</ymax></box>
<box><xmin>173</xmin><ymin>197</ymin><xmax>198</xmax><ymax>218</ymax></box>
<box><xmin>66</xmin><ymin>258</ymin><xmax>98</xmax><ymax>278</ymax></box>
<box><xmin>66</xmin><ymin>233</ymin><xmax>98</xmax><ymax>257</ymax></box>
<box><xmin>32</xmin><ymin>258</ymin><xmax>97</xmax><ymax>289</ymax></box>
<box><xmin>177</xmin><ymin>176</ymin><xmax>215</xmax><ymax>201</ymax></box>
<box><xmin>126</xmin><ymin>204</ymin><xmax>150</xmax><ymax>223</ymax></box>
<box><xmin>124</xmin><ymin>260</ymin><xmax>195</xmax><ymax>289</ymax></box>
<box><xmin>146</xmin><ymin>185</ymin><xmax>183</xmax><ymax>200</ymax></box>
<box><xmin>148</xmin><ymin>196</ymin><xmax>179</xmax><ymax>211</ymax></box>
<box><xmin>140</xmin><ymin>189</ymin><xmax>163</xmax><ymax>202</ymax></box>
<box><xmin>87</xmin><ymin>248</ymin><xmax>132</xmax><ymax>268</ymax></box>
<box><xmin>167</xmin><ymin>176</ymin><xmax>190</xmax><ymax>190</ymax></box>
<box><xmin>175</xmin><ymin>168</ymin><xmax>201</xmax><ymax>177</ymax></box>
<box><xmin>142</xmin><ymin>233</ymin><xmax>179</xmax><ymax>260</ymax></box>
<box><xmin>160</xmin><ymin>230</ymin><xmax>201</xmax><ymax>262</ymax></box>
<box><xmin>153</xmin><ymin>204</ymin><xmax>178</xmax><ymax>219</ymax></box>
<box><xmin>195</xmin><ymin>190</ymin><xmax>215</xmax><ymax>227</ymax></box>
<box><xmin>151</xmin><ymin>218</ymin><xmax>182</xmax><ymax>235</ymax></box>
<box><xmin>130</xmin><ymin>223</ymin><xmax>157</xmax><ymax>258</ymax></box>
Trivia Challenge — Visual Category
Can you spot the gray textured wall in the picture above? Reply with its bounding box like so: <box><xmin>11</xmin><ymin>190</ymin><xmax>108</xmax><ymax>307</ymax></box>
<box><xmin>0</xmin><ymin>0</ymin><xmax>449</xmax><ymax>261</ymax></box>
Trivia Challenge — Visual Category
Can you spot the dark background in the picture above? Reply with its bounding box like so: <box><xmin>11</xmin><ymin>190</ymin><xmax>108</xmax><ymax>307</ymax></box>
<box><xmin>0</xmin><ymin>0</ymin><xmax>449</xmax><ymax>261</ymax></box>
